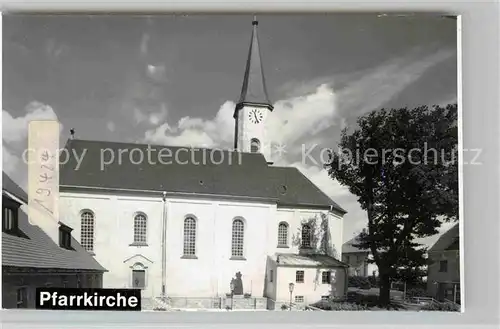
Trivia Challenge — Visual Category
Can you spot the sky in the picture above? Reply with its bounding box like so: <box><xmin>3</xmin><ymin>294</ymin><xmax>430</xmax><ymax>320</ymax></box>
<box><xmin>2</xmin><ymin>14</ymin><xmax>458</xmax><ymax>246</ymax></box>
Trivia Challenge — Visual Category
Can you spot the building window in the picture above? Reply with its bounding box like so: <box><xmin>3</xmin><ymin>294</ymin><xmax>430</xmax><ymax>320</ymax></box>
<box><xmin>183</xmin><ymin>217</ymin><xmax>197</xmax><ymax>256</ymax></box>
<box><xmin>133</xmin><ymin>213</ymin><xmax>147</xmax><ymax>244</ymax></box>
<box><xmin>250</xmin><ymin>138</ymin><xmax>261</xmax><ymax>153</ymax></box>
<box><xmin>296</xmin><ymin>270</ymin><xmax>305</xmax><ymax>283</ymax></box>
<box><xmin>322</xmin><ymin>271</ymin><xmax>331</xmax><ymax>284</ymax></box>
<box><xmin>16</xmin><ymin>288</ymin><xmax>28</xmax><ymax>308</ymax></box>
<box><xmin>3</xmin><ymin>206</ymin><xmax>17</xmax><ymax>232</ymax></box>
<box><xmin>269</xmin><ymin>270</ymin><xmax>273</xmax><ymax>283</ymax></box>
<box><xmin>439</xmin><ymin>260</ymin><xmax>448</xmax><ymax>272</ymax></box>
<box><xmin>59</xmin><ymin>224</ymin><xmax>73</xmax><ymax>250</ymax></box>
<box><xmin>231</xmin><ymin>218</ymin><xmax>245</xmax><ymax>258</ymax></box>
<box><xmin>301</xmin><ymin>224</ymin><xmax>312</xmax><ymax>248</ymax></box>
<box><xmin>295</xmin><ymin>296</ymin><xmax>304</xmax><ymax>303</ymax></box>
<box><xmin>321</xmin><ymin>295</ymin><xmax>329</xmax><ymax>301</ymax></box>
<box><xmin>80</xmin><ymin>211</ymin><xmax>95</xmax><ymax>253</ymax></box>
<box><xmin>277</xmin><ymin>222</ymin><xmax>289</xmax><ymax>246</ymax></box>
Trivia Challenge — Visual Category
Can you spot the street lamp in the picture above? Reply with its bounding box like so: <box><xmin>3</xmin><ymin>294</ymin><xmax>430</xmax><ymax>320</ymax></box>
<box><xmin>288</xmin><ymin>282</ymin><xmax>295</xmax><ymax>311</ymax></box>
<box><xmin>230</xmin><ymin>282</ymin><xmax>235</xmax><ymax>310</ymax></box>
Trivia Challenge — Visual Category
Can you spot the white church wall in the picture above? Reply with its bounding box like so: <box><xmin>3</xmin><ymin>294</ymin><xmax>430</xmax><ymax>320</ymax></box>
<box><xmin>163</xmin><ymin>198</ymin><xmax>216</xmax><ymax>297</ymax></box>
<box><xmin>59</xmin><ymin>192</ymin><xmax>164</xmax><ymax>297</ymax></box>
<box><xmin>59</xmin><ymin>191</ymin><xmax>344</xmax><ymax>300</ymax></box>
<box><xmin>164</xmin><ymin>199</ymin><xmax>276</xmax><ymax>297</ymax></box>
<box><xmin>60</xmin><ymin>191</ymin><xmax>279</xmax><ymax>298</ymax></box>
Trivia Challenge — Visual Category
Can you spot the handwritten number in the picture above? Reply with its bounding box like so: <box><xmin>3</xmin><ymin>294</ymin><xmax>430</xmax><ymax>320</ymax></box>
<box><xmin>41</xmin><ymin>164</ymin><xmax>54</xmax><ymax>171</ymax></box>
<box><xmin>40</xmin><ymin>151</ymin><xmax>56</xmax><ymax>162</ymax></box>
<box><xmin>36</xmin><ymin>188</ymin><xmax>51</xmax><ymax>196</ymax></box>
<box><xmin>38</xmin><ymin>173</ymin><xmax>52</xmax><ymax>183</ymax></box>
<box><xmin>33</xmin><ymin>199</ymin><xmax>53</xmax><ymax>215</ymax></box>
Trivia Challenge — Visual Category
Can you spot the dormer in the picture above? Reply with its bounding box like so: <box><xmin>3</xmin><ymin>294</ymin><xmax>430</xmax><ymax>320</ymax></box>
<box><xmin>2</xmin><ymin>194</ymin><xmax>29</xmax><ymax>239</ymax></box>
<box><xmin>58</xmin><ymin>222</ymin><xmax>74</xmax><ymax>250</ymax></box>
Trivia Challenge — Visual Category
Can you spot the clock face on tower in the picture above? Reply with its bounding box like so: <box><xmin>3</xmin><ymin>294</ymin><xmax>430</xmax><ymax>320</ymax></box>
<box><xmin>248</xmin><ymin>108</ymin><xmax>264</xmax><ymax>124</ymax></box>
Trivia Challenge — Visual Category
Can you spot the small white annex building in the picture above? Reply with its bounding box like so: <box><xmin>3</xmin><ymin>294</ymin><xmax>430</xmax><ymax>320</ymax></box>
<box><xmin>58</xmin><ymin>18</ymin><xmax>348</xmax><ymax>309</ymax></box>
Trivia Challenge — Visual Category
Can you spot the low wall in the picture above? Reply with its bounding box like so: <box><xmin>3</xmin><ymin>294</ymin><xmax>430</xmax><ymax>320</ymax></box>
<box><xmin>166</xmin><ymin>295</ymin><xmax>268</xmax><ymax>310</ymax></box>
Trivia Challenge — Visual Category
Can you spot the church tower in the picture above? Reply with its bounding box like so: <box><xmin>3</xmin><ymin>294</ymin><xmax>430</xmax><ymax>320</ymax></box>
<box><xmin>234</xmin><ymin>17</ymin><xmax>274</xmax><ymax>162</ymax></box>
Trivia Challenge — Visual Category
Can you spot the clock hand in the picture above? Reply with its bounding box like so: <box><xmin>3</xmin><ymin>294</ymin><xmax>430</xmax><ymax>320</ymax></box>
<box><xmin>254</xmin><ymin>113</ymin><xmax>259</xmax><ymax>122</ymax></box>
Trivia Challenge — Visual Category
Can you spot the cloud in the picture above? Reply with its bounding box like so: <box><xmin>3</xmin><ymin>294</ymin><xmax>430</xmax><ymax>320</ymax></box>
<box><xmin>142</xmin><ymin>85</ymin><xmax>339</xmax><ymax>150</ymax></box>
<box><xmin>290</xmin><ymin>161</ymin><xmax>352</xmax><ymax>201</ymax></box>
<box><xmin>336</xmin><ymin>48</ymin><xmax>455</xmax><ymax>117</ymax></box>
<box><xmin>146</xmin><ymin>64</ymin><xmax>167</xmax><ymax>83</ymax></box>
<box><xmin>133</xmin><ymin>107</ymin><xmax>148</xmax><ymax>124</ymax></box>
<box><xmin>267</xmin><ymin>84</ymin><xmax>339</xmax><ymax>145</ymax></box>
<box><xmin>140</xmin><ymin>33</ymin><xmax>150</xmax><ymax>56</ymax></box>
<box><xmin>2</xmin><ymin>101</ymin><xmax>61</xmax><ymax>143</ymax></box>
<box><xmin>107</xmin><ymin>121</ymin><xmax>116</xmax><ymax>132</ymax></box>
<box><xmin>133</xmin><ymin>103</ymin><xmax>169</xmax><ymax>126</ymax></box>
<box><xmin>2</xmin><ymin>101</ymin><xmax>62</xmax><ymax>192</ymax></box>
<box><xmin>149</xmin><ymin>103</ymin><xmax>168</xmax><ymax>125</ymax></box>
<box><xmin>2</xmin><ymin>146</ymin><xmax>20</xmax><ymax>175</ymax></box>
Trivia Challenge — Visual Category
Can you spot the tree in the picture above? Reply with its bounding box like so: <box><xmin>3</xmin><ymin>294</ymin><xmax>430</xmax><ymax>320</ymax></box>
<box><xmin>324</xmin><ymin>104</ymin><xmax>459</xmax><ymax>307</ymax></box>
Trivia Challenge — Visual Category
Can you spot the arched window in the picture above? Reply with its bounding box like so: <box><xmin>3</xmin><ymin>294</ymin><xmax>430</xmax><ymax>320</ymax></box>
<box><xmin>183</xmin><ymin>217</ymin><xmax>197</xmax><ymax>256</ymax></box>
<box><xmin>231</xmin><ymin>219</ymin><xmax>245</xmax><ymax>258</ymax></box>
<box><xmin>278</xmin><ymin>222</ymin><xmax>289</xmax><ymax>246</ymax></box>
<box><xmin>301</xmin><ymin>223</ymin><xmax>312</xmax><ymax>248</ymax></box>
<box><xmin>133</xmin><ymin>213</ymin><xmax>147</xmax><ymax>244</ymax></box>
<box><xmin>250</xmin><ymin>138</ymin><xmax>261</xmax><ymax>153</ymax></box>
<box><xmin>80</xmin><ymin>211</ymin><xmax>95</xmax><ymax>252</ymax></box>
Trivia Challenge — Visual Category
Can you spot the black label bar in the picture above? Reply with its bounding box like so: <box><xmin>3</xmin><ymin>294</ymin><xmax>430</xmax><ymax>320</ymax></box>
<box><xmin>36</xmin><ymin>288</ymin><xmax>141</xmax><ymax>311</ymax></box>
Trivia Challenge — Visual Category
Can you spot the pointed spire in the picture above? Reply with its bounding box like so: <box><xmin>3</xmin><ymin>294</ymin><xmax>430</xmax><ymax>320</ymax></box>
<box><xmin>235</xmin><ymin>17</ymin><xmax>273</xmax><ymax>116</ymax></box>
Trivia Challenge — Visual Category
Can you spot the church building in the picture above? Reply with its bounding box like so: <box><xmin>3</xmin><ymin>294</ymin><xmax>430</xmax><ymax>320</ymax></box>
<box><xmin>58</xmin><ymin>18</ymin><xmax>349</xmax><ymax>310</ymax></box>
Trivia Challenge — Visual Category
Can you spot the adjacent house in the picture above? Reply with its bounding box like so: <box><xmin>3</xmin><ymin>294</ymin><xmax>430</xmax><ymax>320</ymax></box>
<box><xmin>341</xmin><ymin>230</ymin><xmax>378</xmax><ymax>277</ymax></box>
<box><xmin>2</xmin><ymin>172</ymin><xmax>107</xmax><ymax>309</ymax></box>
<box><xmin>265</xmin><ymin>253</ymin><xmax>348</xmax><ymax>308</ymax></box>
<box><xmin>426</xmin><ymin>223</ymin><xmax>460</xmax><ymax>303</ymax></box>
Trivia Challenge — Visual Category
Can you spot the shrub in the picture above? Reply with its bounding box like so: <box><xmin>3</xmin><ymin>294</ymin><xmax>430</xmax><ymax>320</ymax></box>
<box><xmin>281</xmin><ymin>304</ymin><xmax>288</xmax><ymax>310</ymax></box>
<box><xmin>421</xmin><ymin>301</ymin><xmax>460</xmax><ymax>312</ymax></box>
<box><xmin>244</xmin><ymin>293</ymin><xmax>251</xmax><ymax>298</ymax></box>
<box><xmin>311</xmin><ymin>300</ymin><xmax>368</xmax><ymax>311</ymax></box>
<box><xmin>348</xmin><ymin>276</ymin><xmax>371</xmax><ymax>289</ymax></box>
<box><xmin>367</xmin><ymin>276</ymin><xmax>379</xmax><ymax>287</ymax></box>
<box><xmin>405</xmin><ymin>288</ymin><xmax>427</xmax><ymax>298</ymax></box>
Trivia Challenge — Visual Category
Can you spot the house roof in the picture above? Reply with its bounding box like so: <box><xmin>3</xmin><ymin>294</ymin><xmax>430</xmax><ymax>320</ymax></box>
<box><xmin>342</xmin><ymin>235</ymin><xmax>370</xmax><ymax>254</ymax></box>
<box><xmin>2</xmin><ymin>172</ymin><xmax>106</xmax><ymax>272</ymax></box>
<box><xmin>275</xmin><ymin>253</ymin><xmax>348</xmax><ymax>268</ymax></box>
<box><xmin>236</xmin><ymin>18</ymin><xmax>273</xmax><ymax>111</ymax></box>
<box><xmin>2</xmin><ymin>172</ymin><xmax>28</xmax><ymax>203</ymax></box>
<box><xmin>428</xmin><ymin>223</ymin><xmax>460</xmax><ymax>253</ymax></box>
<box><xmin>59</xmin><ymin>139</ymin><xmax>346</xmax><ymax>214</ymax></box>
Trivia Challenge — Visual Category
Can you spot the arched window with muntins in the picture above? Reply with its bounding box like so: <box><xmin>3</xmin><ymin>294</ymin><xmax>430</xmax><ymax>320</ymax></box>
<box><xmin>231</xmin><ymin>219</ymin><xmax>245</xmax><ymax>257</ymax></box>
<box><xmin>250</xmin><ymin>138</ymin><xmax>261</xmax><ymax>153</ymax></box>
<box><xmin>183</xmin><ymin>217</ymin><xmax>197</xmax><ymax>256</ymax></box>
<box><xmin>278</xmin><ymin>222</ymin><xmax>289</xmax><ymax>246</ymax></box>
<box><xmin>133</xmin><ymin>213</ymin><xmax>147</xmax><ymax>244</ymax></box>
<box><xmin>301</xmin><ymin>223</ymin><xmax>312</xmax><ymax>248</ymax></box>
<box><xmin>80</xmin><ymin>211</ymin><xmax>95</xmax><ymax>252</ymax></box>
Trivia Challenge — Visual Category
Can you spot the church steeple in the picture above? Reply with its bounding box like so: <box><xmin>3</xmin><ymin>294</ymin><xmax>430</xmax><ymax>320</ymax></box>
<box><xmin>234</xmin><ymin>16</ymin><xmax>273</xmax><ymax>118</ymax></box>
<box><xmin>233</xmin><ymin>17</ymin><xmax>273</xmax><ymax>163</ymax></box>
